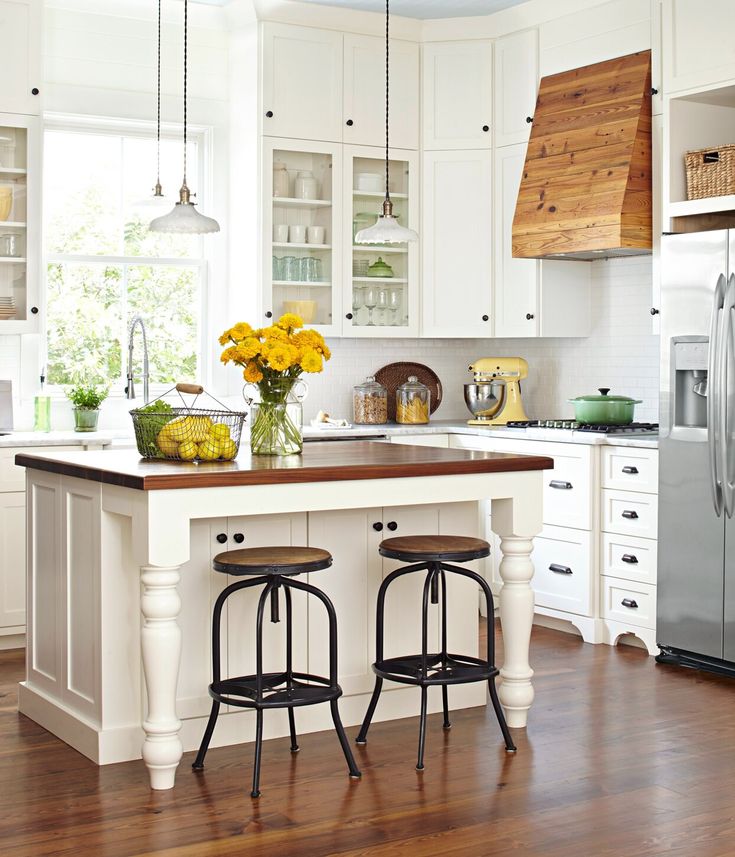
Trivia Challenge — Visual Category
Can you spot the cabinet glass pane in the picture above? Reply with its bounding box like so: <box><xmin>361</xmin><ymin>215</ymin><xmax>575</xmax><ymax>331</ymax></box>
<box><xmin>350</xmin><ymin>155</ymin><xmax>411</xmax><ymax>330</ymax></box>
<box><xmin>0</xmin><ymin>125</ymin><xmax>28</xmax><ymax>321</ymax></box>
<box><xmin>271</xmin><ymin>148</ymin><xmax>334</xmax><ymax>328</ymax></box>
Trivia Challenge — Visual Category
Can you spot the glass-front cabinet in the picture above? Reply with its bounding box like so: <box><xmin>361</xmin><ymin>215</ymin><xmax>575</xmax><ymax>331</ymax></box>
<box><xmin>262</xmin><ymin>137</ymin><xmax>342</xmax><ymax>336</ymax></box>
<box><xmin>343</xmin><ymin>145</ymin><xmax>419</xmax><ymax>337</ymax></box>
<box><xmin>0</xmin><ymin>113</ymin><xmax>39</xmax><ymax>329</ymax></box>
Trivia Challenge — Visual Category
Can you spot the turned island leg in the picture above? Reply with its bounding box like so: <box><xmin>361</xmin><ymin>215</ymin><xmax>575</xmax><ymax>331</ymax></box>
<box><xmin>140</xmin><ymin>564</ymin><xmax>183</xmax><ymax>790</ymax></box>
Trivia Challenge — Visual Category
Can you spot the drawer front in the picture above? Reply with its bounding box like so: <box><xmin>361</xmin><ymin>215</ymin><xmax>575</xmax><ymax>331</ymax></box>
<box><xmin>601</xmin><ymin>532</ymin><xmax>657</xmax><ymax>586</ymax></box>
<box><xmin>601</xmin><ymin>446</ymin><xmax>658</xmax><ymax>493</ymax></box>
<box><xmin>602</xmin><ymin>489</ymin><xmax>658</xmax><ymax>539</ymax></box>
<box><xmin>450</xmin><ymin>436</ymin><xmax>593</xmax><ymax>530</ymax></box>
<box><xmin>531</xmin><ymin>525</ymin><xmax>593</xmax><ymax>616</ymax></box>
<box><xmin>601</xmin><ymin>578</ymin><xmax>656</xmax><ymax>629</ymax></box>
<box><xmin>391</xmin><ymin>434</ymin><xmax>449</xmax><ymax>448</ymax></box>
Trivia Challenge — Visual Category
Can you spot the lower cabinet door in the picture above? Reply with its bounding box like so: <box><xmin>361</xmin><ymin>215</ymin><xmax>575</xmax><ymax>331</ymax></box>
<box><xmin>531</xmin><ymin>525</ymin><xmax>593</xmax><ymax>616</ymax></box>
<box><xmin>0</xmin><ymin>491</ymin><xmax>25</xmax><ymax>630</ymax></box>
<box><xmin>601</xmin><ymin>577</ymin><xmax>656</xmax><ymax>630</ymax></box>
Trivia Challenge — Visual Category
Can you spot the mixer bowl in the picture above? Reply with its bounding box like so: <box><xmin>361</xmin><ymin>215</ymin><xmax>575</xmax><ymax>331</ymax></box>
<box><xmin>464</xmin><ymin>382</ymin><xmax>506</xmax><ymax>419</ymax></box>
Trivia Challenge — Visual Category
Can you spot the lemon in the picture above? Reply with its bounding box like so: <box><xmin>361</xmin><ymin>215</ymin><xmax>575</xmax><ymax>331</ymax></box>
<box><xmin>178</xmin><ymin>440</ymin><xmax>199</xmax><ymax>461</ymax></box>
<box><xmin>166</xmin><ymin>417</ymin><xmax>190</xmax><ymax>442</ymax></box>
<box><xmin>190</xmin><ymin>416</ymin><xmax>211</xmax><ymax>443</ymax></box>
<box><xmin>219</xmin><ymin>438</ymin><xmax>237</xmax><ymax>460</ymax></box>
<box><xmin>157</xmin><ymin>434</ymin><xmax>180</xmax><ymax>457</ymax></box>
<box><xmin>198</xmin><ymin>439</ymin><xmax>221</xmax><ymax>461</ymax></box>
<box><xmin>211</xmin><ymin>423</ymin><xmax>231</xmax><ymax>441</ymax></box>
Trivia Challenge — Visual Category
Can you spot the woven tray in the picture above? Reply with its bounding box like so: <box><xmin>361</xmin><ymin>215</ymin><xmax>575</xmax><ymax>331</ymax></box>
<box><xmin>374</xmin><ymin>361</ymin><xmax>443</xmax><ymax>423</ymax></box>
<box><xmin>685</xmin><ymin>143</ymin><xmax>735</xmax><ymax>200</ymax></box>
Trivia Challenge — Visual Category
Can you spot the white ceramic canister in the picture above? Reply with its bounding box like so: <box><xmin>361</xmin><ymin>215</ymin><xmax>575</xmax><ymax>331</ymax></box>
<box><xmin>294</xmin><ymin>170</ymin><xmax>318</xmax><ymax>200</ymax></box>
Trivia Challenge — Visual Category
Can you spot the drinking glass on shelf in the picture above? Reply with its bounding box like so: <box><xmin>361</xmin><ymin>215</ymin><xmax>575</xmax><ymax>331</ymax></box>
<box><xmin>376</xmin><ymin>288</ymin><xmax>389</xmax><ymax>326</ymax></box>
<box><xmin>388</xmin><ymin>287</ymin><xmax>401</xmax><ymax>325</ymax></box>
<box><xmin>272</xmin><ymin>256</ymin><xmax>282</xmax><ymax>280</ymax></box>
<box><xmin>301</xmin><ymin>256</ymin><xmax>322</xmax><ymax>282</ymax></box>
<box><xmin>352</xmin><ymin>258</ymin><xmax>369</xmax><ymax>277</ymax></box>
<box><xmin>351</xmin><ymin>287</ymin><xmax>364</xmax><ymax>326</ymax></box>
<box><xmin>363</xmin><ymin>285</ymin><xmax>378</xmax><ymax>326</ymax></box>
<box><xmin>282</xmin><ymin>256</ymin><xmax>300</xmax><ymax>281</ymax></box>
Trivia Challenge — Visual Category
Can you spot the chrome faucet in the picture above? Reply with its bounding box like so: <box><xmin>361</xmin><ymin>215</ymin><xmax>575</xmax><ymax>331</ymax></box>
<box><xmin>125</xmin><ymin>315</ymin><xmax>150</xmax><ymax>403</ymax></box>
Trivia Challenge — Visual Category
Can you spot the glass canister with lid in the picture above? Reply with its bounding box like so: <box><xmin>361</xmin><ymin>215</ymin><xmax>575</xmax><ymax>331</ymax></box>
<box><xmin>353</xmin><ymin>375</ymin><xmax>388</xmax><ymax>425</ymax></box>
<box><xmin>396</xmin><ymin>376</ymin><xmax>430</xmax><ymax>424</ymax></box>
<box><xmin>273</xmin><ymin>161</ymin><xmax>290</xmax><ymax>198</ymax></box>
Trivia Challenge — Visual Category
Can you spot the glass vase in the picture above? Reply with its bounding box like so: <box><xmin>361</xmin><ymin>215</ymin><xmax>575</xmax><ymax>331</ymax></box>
<box><xmin>247</xmin><ymin>378</ymin><xmax>306</xmax><ymax>456</ymax></box>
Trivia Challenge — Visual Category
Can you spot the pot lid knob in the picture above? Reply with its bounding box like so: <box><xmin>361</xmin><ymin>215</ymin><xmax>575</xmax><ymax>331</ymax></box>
<box><xmin>598</xmin><ymin>387</ymin><xmax>610</xmax><ymax>396</ymax></box>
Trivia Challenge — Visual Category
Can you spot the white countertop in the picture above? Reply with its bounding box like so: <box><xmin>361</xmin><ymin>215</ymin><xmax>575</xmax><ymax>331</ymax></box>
<box><xmin>303</xmin><ymin>419</ymin><xmax>659</xmax><ymax>449</ymax></box>
<box><xmin>0</xmin><ymin>430</ymin><xmax>115</xmax><ymax>448</ymax></box>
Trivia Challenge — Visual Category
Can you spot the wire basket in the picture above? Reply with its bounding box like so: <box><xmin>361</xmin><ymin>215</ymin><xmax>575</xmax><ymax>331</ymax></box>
<box><xmin>130</xmin><ymin>383</ymin><xmax>247</xmax><ymax>461</ymax></box>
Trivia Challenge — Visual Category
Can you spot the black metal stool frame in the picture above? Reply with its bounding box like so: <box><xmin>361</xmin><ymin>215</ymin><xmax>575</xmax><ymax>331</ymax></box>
<box><xmin>356</xmin><ymin>557</ymin><xmax>516</xmax><ymax>770</ymax></box>
<box><xmin>192</xmin><ymin>566</ymin><xmax>361</xmax><ymax>797</ymax></box>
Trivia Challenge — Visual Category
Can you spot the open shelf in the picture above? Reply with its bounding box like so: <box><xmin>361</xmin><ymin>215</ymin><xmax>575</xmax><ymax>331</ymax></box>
<box><xmin>668</xmin><ymin>195</ymin><xmax>735</xmax><ymax>218</ymax></box>
<box><xmin>0</xmin><ymin>257</ymin><xmax>25</xmax><ymax>263</ymax></box>
<box><xmin>273</xmin><ymin>242</ymin><xmax>331</xmax><ymax>250</ymax></box>
<box><xmin>0</xmin><ymin>167</ymin><xmax>26</xmax><ymax>177</ymax></box>
<box><xmin>0</xmin><ymin>222</ymin><xmax>26</xmax><ymax>229</ymax></box>
<box><xmin>352</xmin><ymin>245</ymin><xmax>407</xmax><ymax>254</ymax></box>
<box><xmin>273</xmin><ymin>197</ymin><xmax>331</xmax><ymax>208</ymax></box>
<box><xmin>272</xmin><ymin>280</ymin><xmax>332</xmax><ymax>288</ymax></box>
<box><xmin>353</xmin><ymin>190</ymin><xmax>408</xmax><ymax>199</ymax></box>
<box><xmin>352</xmin><ymin>277</ymin><xmax>408</xmax><ymax>284</ymax></box>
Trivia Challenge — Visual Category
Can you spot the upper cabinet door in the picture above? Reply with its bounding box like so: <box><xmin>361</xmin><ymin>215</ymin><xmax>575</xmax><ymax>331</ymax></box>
<box><xmin>493</xmin><ymin>29</ymin><xmax>538</xmax><ymax>148</ymax></box>
<box><xmin>421</xmin><ymin>150</ymin><xmax>493</xmax><ymax>338</ymax></box>
<box><xmin>0</xmin><ymin>0</ymin><xmax>41</xmax><ymax>115</ymax></box>
<box><xmin>344</xmin><ymin>35</ymin><xmax>419</xmax><ymax>150</ymax></box>
<box><xmin>663</xmin><ymin>0</ymin><xmax>735</xmax><ymax>94</ymax></box>
<box><xmin>423</xmin><ymin>41</ymin><xmax>493</xmax><ymax>150</ymax></box>
<box><xmin>261</xmin><ymin>23</ymin><xmax>343</xmax><ymax>143</ymax></box>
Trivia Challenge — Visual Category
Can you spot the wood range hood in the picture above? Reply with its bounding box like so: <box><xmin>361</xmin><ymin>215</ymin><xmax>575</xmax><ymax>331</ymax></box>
<box><xmin>512</xmin><ymin>50</ymin><xmax>652</xmax><ymax>261</ymax></box>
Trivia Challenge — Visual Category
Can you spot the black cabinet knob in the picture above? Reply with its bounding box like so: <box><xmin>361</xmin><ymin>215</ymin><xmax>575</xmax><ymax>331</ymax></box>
<box><xmin>30</xmin><ymin>306</ymin><xmax>39</xmax><ymax>314</ymax></box>
<box><xmin>386</xmin><ymin>521</ymin><xmax>398</xmax><ymax>531</ymax></box>
<box><xmin>265</xmin><ymin>311</ymin><xmax>273</xmax><ymax>318</ymax></box>
<box><xmin>265</xmin><ymin>110</ymin><xmax>273</xmax><ymax>118</ymax></box>
<box><xmin>31</xmin><ymin>87</ymin><xmax>39</xmax><ymax>96</ymax></box>
<box><xmin>482</xmin><ymin>125</ymin><xmax>489</xmax><ymax>132</ymax></box>
<box><xmin>651</xmin><ymin>87</ymin><xmax>658</xmax><ymax>96</ymax></box>
<box><xmin>526</xmin><ymin>313</ymin><xmax>534</xmax><ymax>320</ymax></box>
<box><xmin>372</xmin><ymin>522</ymin><xmax>384</xmax><ymax>531</ymax></box>
<box><xmin>650</xmin><ymin>307</ymin><xmax>659</xmax><ymax>316</ymax></box>
<box><xmin>526</xmin><ymin>116</ymin><xmax>533</xmax><ymax>123</ymax></box>
<box><xmin>482</xmin><ymin>314</ymin><xmax>489</xmax><ymax>322</ymax></box>
<box><xmin>233</xmin><ymin>533</ymin><xmax>245</xmax><ymax>544</ymax></box>
<box><xmin>346</xmin><ymin>312</ymin><xmax>353</xmax><ymax>320</ymax></box>
<box><xmin>346</xmin><ymin>119</ymin><xmax>354</xmax><ymax>126</ymax></box>
<box><xmin>216</xmin><ymin>533</ymin><xmax>227</xmax><ymax>544</ymax></box>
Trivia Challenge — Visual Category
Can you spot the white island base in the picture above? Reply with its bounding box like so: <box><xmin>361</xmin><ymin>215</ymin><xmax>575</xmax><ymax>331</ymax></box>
<box><xmin>16</xmin><ymin>445</ymin><xmax>547</xmax><ymax>790</ymax></box>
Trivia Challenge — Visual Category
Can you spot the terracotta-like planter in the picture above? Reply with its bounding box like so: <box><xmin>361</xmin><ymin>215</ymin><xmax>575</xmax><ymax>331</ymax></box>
<box><xmin>74</xmin><ymin>408</ymin><xmax>99</xmax><ymax>432</ymax></box>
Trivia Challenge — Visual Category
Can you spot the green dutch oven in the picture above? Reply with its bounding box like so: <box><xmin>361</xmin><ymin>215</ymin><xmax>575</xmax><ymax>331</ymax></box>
<box><xmin>568</xmin><ymin>387</ymin><xmax>642</xmax><ymax>425</ymax></box>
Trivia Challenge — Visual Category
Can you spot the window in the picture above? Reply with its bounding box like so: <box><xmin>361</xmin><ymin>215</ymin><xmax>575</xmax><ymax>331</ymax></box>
<box><xmin>43</xmin><ymin>125</ymin><xmax>207</xmax><ymax>389</ymax></box>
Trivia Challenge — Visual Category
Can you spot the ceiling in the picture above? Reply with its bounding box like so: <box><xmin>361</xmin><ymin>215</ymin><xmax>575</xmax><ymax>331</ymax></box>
<box><xmin>287</xmin><ymin>0</ymin><xmax>530</xmax><ymax>17</ymax></box>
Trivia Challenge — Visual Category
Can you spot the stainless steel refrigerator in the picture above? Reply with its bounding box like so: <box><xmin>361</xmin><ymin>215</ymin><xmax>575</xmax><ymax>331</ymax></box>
<box><xmin>657</xmin><ymin>229</ymin><xmax>735</xmax><ymax>674</ymax></box>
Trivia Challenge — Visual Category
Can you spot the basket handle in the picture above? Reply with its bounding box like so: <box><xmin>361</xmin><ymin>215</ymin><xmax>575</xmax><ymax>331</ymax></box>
<box><xmin>176</xmin><ymin>383</ymin><xmax>204</xmax><ymax>395</ymax></box>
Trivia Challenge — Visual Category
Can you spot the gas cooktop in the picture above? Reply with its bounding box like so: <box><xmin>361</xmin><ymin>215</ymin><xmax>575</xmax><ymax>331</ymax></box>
<box><xmin>505</xmin><ymin>420</ymin><xmax>659</xmax><ymax>434</ymax></box>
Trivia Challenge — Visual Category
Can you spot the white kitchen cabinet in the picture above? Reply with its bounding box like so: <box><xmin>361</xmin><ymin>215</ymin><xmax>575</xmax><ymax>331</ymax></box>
<box><xmin>0</xmin><ymin>0</ymin><xmax>41</xmax><ymax>116</ymax></box>
<box><xmin>493</xmin><ymin>144</ymin><xmax>590</xmax><ymax>338</ymax></box>
<box><xmin>650</xmin><ymin>0</ymin><xmax>663</xmax><ymax>115</ymax></box>
<box><xmin>343</xmin><ymin>34</ymin><xmax>419</xmax><ymax>150</ymax></box>
<box><xmin>422</xmin><ymin>41</ymin><xmax>493</xmax><ymax>150</ymax></box>
<box><xmin>601</xmin><ymin>446</ymin><xmax>659</xmax><ymax>494</ymax></box>
<box><xmin>344</xmin><ymin>145</ymin><xmax>419</xmax><ymax>337</ymax></box>
<box><xmin>261</xmin><ymin>23</ymin><xmax>343</xmax><ymax>143</ymax></box>
<box><xmin>421</xmin><ymin>150</ymin><xmax>493</xmax><ymax>338</ymax></box>
<box><xmin>662</xmin><ymin>0</ymin><xmax>735</xmax><ymax>95</ymax></box>
<box><xmin>532</xmin><ymin>525</ymin><xmax>594</xmax><ymax>617</ymax></box>
<box><xmin>493</xmin><ymin>28</ymin><xmax>538</xmax><ymax>148</ymax></box>
<box><xmin>601</xmin><ymin>488</ymin><xmax>658</xmax><ymax>541</ymax></box>
<box><xmin>262</xmin><ymin>137</ymin><xmax>343</xmax><ymax>336</ymax></box>
<box><xmin>0</xmin><ymin>491</ymin><xmax>26</xmax><ymax>631</ymax></box>
<box><xmin>390</xmin><ymin>434</ymin><xmax>449</xmax><ymax>448</ymax></box>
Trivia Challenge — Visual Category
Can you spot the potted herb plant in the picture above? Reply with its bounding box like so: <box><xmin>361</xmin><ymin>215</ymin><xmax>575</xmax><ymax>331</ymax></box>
<box><xmin>67</xmin><ymin>384</ymin><xmax>109</xmax><ymax>432</ymax></box>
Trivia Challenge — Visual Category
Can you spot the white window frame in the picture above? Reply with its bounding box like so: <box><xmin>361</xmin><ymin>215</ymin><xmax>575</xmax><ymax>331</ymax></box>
<box><xmin>41</xmin><ymin>113</ymin><xmax>214</xmax><ymax>399</ymax></box>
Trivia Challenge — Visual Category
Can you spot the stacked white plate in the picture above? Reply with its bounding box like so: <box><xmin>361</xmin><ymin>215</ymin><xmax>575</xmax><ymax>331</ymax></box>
<box><xmin>0</xmin><ymin>297</ymin><xmax>17</xmax><ymax>319</ymax></box>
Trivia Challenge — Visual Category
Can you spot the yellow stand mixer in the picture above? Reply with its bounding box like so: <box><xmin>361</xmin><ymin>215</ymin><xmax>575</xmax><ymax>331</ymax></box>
<box><xmin>464</xmin><ymin>357</ymin><xmax>529</xmax><ymax>425</ymax></box>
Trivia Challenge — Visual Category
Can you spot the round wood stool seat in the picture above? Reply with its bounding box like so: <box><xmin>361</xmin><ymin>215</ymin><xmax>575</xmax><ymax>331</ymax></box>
<box><xmin>213</xmin><ymin>546</ymin><xmax>332</xmax><ymax>576</ymax></box>
<box><xmin>379</xmin><ymin>535</ymin><xmax>490</xmax><ymax>563</ymax></box>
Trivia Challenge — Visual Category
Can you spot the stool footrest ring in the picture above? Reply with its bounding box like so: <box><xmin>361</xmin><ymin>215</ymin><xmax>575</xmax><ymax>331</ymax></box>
<box><xmin>209</xmin><ymin>671</ymin><xmax>342</xmax><ymax>709</ymax></box>
<box><xmin>373</xmin><ymin>653</ymin><xmax>498</xmax><ymax>686</ymax></box>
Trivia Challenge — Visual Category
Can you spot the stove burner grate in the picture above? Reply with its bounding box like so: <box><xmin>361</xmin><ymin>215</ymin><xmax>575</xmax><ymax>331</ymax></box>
<box><xmin>505</xmin><ymin>420</ymin><xmax>658</xmax><ymax>434</ymax></box>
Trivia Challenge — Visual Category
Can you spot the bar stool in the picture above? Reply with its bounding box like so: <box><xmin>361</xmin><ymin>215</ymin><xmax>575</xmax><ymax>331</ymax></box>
<box><xmin>192</xmin><ymin>545</ymin><xmax>361</xmax><ymax>797</ymax></box>
<box><xmin>356</xmin><ymin>535</ymin><xmax>516</xmax><ymax>770</ymax></box>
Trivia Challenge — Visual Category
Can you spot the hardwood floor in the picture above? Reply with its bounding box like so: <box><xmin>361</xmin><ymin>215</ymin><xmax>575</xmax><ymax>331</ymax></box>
<box><xmin>3</xmin><ymin>627</ymin><xmax>735</xmax><ymax>856</ymax></box>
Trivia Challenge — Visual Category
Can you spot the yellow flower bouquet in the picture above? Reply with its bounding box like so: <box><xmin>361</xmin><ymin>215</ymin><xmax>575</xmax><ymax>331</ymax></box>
<box><xmin>219</xmin><ymin>313</ymin><xmax>331</xmax><ymax>455</ymax></box>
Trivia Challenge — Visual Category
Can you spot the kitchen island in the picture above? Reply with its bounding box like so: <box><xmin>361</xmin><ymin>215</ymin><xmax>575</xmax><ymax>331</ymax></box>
<box><xmin>17</xmin><ymin>442</ymin><xmax>551</xmax><ymax>790</ymax></box>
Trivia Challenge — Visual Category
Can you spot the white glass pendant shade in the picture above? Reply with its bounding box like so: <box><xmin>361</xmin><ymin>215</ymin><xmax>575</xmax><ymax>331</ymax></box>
<box><xmin>149</xmin><ymin>185</ymin><xmax>220</xmax><ymax>234</ymax></box>
<box><xmin>354</xmin><ymin>198</ymin><xmax>417</xmax><ymax>244</ymax></box>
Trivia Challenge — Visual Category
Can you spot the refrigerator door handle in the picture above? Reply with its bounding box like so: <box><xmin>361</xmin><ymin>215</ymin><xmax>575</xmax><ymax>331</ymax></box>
<box><xmin>708</xmin><ymin>274</ymin><xmax>727</xmax><ymax>517</ymax></box>
<box><xmin>721</xmin><ymin>273</ymin><xmax>735</xmax><ymax>518</ymax></box>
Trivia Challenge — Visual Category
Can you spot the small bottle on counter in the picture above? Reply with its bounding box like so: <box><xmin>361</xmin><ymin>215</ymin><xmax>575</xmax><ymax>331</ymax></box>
<box><xmin>353</xmin><ymin>376</ymin><xmax>388</xmax><ymax>424</ymax></box>
<box><xmin>34</xmin><ymin>369</ymin><xmax>51</xmax><ymax>432</ymax></box>
<box><xmin>396</xmin><ymin>376</ymin><xmax>430</xmax><ymax>424</ymax></box>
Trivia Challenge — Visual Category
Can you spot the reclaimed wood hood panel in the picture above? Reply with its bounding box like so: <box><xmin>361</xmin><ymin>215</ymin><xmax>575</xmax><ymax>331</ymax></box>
<box><xmin>512</xmin><ymin>50</ymin><xmax>652</xmax><ymax>261</ymax></box>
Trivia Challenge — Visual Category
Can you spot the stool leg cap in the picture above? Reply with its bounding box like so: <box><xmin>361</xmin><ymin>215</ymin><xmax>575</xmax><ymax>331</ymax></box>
<box><xmin>251</xmin><ymin>790</ymin><xmax>261</xmax><ymax>799</ymax></box>
<box><xmin>191</xmin><ymin>763</ymin><xmax>204</xmax><ymax>771</ymax></box>
<box><xmin>505</xmin><ymin>747</ymin><xmax>517</xmax><ymax>754</ymax></box>
<box><xmin>443</xmin><ymin>723</ymin><xmax>452</xmax><ymax>730</ymax></box>
<box><xmin>355</xmin><ymin>739</ymin><xmax>367</xmax><ymax>746</ymax></box>
<box><xmin>415</xmin><ymin>764</ymin><xmax>424</xmax><ymax>771</ymax></box>
<box><xmin>349</xmin><ymin>772</ymin><xmax>362</xmax><ymax>780</ymax></box>
<box><xmin>290</xmin><ymin>745</ymin><xmax>300</xmax><ymax>754</ymax></box>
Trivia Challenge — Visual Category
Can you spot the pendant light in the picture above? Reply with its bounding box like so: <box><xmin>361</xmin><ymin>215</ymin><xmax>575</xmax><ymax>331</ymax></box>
<box><xmin>355</xmin><ymin>0</ymin><xmax>418</xmax><ymax>245</ymax></box>
<box><xmin>150</xmin><ymin>0</ymin><xmax>220</xmax><ymax>234</ymax></box>
<box><xmin>138</xmin><ymin>0</ymin><xmax>168</xmax><ymax>208</ymax></box>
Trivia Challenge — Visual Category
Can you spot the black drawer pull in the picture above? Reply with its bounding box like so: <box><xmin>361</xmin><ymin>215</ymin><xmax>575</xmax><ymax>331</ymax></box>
<box><xmin>386</xmin><ymin>521</ymin><xmax>398</xmax><ymax>531</ymax></box>
<box><xmin>621</xmin><ymin>598</ymin><xmax>638</xmax><ymax>609</ymax></box>
<box><xmin>549</xmin><ymin>563</ymin><xmax>573</xmax><ymax>575</ymax></box>
<box><xmin>621</xmin><ymin>554</ymin><xmax>638</xmax><ymax>564</ymax></box>
<box><xmin>216</xmin><ymin>533</ymin><xmax>227</xmax><ymax>544</ymax></box>
<box><xmin>622</xmin><ymin>466</ymin><xmax>639</xmax><ymax>474</ymax></box>
<box><xmin>549</xmin><ymin>480</ymin><xmax>573</xmax><ymax>490</ymax></box>
<box><xmin>233</xmin><ymin>533</ymin><xmax>245</xmax><ymax>544</ymax></box>
<box><xmin>622</xmin><ymin>510</ymin><xmax>639</xmax><ymax>519</ymax></box>
<box><xmin>372</xmin><ymin>522</ymin><xmax>383</xmax><ymax>532</ymax></box>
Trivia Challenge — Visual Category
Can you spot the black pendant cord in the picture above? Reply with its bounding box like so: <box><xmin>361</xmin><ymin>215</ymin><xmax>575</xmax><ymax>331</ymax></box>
<box><xmin>155</xmin><ymin>0</ymin><xmax>162</xmax><ymax>195</ymax></box>
<box><xmin>384</xmin><ymin>0</ymin><xmax>390</xmax><ymax>206</ymax></box>
<box><xmin>182</xmin><ymin>0</ymin><xmax>188</xmax><ymax>189</ymax></box>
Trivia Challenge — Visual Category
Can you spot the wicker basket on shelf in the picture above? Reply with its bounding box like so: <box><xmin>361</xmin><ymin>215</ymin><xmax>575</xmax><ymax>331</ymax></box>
<box><xmin>130</xmin><ymin>383</ymin><xmax>246</xmax><ymax>462</ymax></box>
<box><xmin>685</xmin><ymin>143</ymin><xmax>735</xmax><ymax>200</ymax></box>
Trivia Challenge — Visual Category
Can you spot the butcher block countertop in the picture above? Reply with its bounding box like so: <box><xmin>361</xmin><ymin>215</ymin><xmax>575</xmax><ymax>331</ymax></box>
<box><xmin>15</xmin><ymin>442</ymin><xmax>553</xmax><ymax>491</ymax></box>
